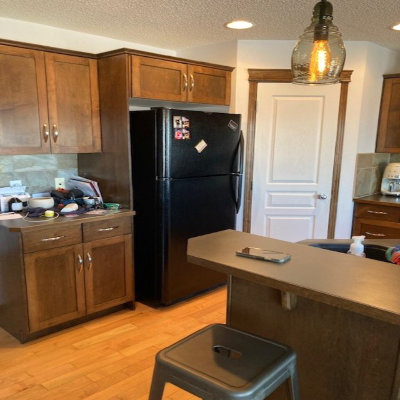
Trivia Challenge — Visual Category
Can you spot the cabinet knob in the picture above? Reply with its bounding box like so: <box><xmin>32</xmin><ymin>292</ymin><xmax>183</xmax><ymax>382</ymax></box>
<box><xmin>318</xmin><ymin>193</ymin><xmax>328</xmax><ymax>200</ymax></box>
<box><xmin>52</xmin><ymin>124</ymin><xmax>59</xmax><ymax>142</ymax></box>
<box><xmin>77</xmin><ymin>254</ymin><xmax>83</xmax><ymax>272</ymax></box>
<box><xmin>183</xmin><ymin>73</ymin><xmax>188</xmax><ymax>91</ymax></box>
<box><xmin>43</xmin><ymin>124</ymin><xmax>50</xmax><ymax>142</ymax></box>
<box><xmin>365</xmin><ymin>232</ymin><xmax>386</xmax><ymax>237</ymax></box>
<box><xmin>40</xmin><ymin>235</ymin><xmax>65</xmax><ymax>242</ymax></box>
<box><xmin>98</xmin><ymin>226</ymin><xmax>116</xmax><ymax>232</ymax></box>
<box><xmin>190</xmin><ymin>74</ymin><xmax>194</xmax><ymax>91</ymax></box>
<box><xmin>86</xmin><ymin>252</ymin><xmax>93</xmax><ymax>270</ymax></box>
<box><xmin>367</xmin><ymin>210</ymin><xmax>388</xmax><ymax>215</ymax></box>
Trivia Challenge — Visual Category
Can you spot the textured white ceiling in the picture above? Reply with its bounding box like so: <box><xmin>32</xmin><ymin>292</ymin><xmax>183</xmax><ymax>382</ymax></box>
<box><xmin>0</xmin><ymin>0</ymin><xmax>400</xmax><ymax>52</ymax></box>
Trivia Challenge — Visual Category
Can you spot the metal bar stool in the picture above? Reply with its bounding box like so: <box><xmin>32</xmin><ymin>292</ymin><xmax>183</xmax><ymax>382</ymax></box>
<box><xmin>149</xmin><ymin>323</ymin><xmax>300</xmax><ymax>400</ymax></box>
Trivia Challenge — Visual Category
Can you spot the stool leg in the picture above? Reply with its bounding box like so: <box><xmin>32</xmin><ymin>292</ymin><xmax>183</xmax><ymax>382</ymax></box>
<box><xmin>287</xmin><ymin>364</ymin><xmax>300</xmax><ymax>400</ymax></box>
<box><xmin>148</xmin><ymin>364</ymin><xmax>166</xmax><ymax>400</ymax></box>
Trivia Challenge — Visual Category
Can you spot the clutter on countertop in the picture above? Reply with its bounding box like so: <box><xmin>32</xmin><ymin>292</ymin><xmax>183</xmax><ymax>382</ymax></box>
<box><xmin>386</xmin><ymin>246</ymin><xmax>400</xmax><ymax>265</ymax></box>
<box><xmin>0</xmin><ymin>186</ymin><xmax>30</xmax><ymax>213</ymax></box>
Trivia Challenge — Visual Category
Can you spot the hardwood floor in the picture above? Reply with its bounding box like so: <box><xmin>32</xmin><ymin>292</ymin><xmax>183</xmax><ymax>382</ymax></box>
<box><xmin>0</xmin><ymin>287</ymin><xmax>227</xmax><ymax>400</ymax></box>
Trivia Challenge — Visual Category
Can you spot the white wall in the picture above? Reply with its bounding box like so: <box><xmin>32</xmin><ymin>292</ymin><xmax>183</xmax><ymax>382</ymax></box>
<box><xmin>0</xmin><ymin>17</ymin><xmax>176</xmax><ymax>55</ymax></box>
<box><xmin>179</xmin><ymin>39</ymin><xmax>400</xmax><ymax>237</ymax></box>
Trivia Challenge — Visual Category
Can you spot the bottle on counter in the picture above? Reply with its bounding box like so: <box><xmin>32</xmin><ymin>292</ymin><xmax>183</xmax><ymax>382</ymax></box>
<box><xmin>347</xmin><ymin>235</ymin><xmax>366</xmax><ymax>257</ymax></box>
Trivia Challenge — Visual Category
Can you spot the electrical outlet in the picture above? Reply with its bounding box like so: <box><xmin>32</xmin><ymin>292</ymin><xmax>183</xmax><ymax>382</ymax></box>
<box><xmin>55</xmin><ymin>177</ymin><xmax>65</xmax><ymax>189</ymax></box>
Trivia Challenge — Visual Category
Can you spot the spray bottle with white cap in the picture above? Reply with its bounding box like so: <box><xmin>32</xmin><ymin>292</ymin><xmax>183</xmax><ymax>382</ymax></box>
<box><xmin>347</xmin><ymin>235</ymin><xmax>366</xmax><ymax>257</ymax></box>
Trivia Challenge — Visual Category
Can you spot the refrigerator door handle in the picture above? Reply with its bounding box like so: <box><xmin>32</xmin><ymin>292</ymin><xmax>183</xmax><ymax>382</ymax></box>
<box><xmin>231</xmin><ymin>131</ymin><xmax>244</xmax><ymax>213</ymax></box>
<box><xmin>232</xmin><ymin>130</ymin><xmax>245</xmax><ymax>174</ymax></box>
<box><xmin>235</xmin><ymin>173</ymin><xmax>243</xmax><ymax>213</ymax></box>
<box><xmin>238</xmin><ymin>130</ymin><xmax>244</xmax><ymax>175</ymax></box>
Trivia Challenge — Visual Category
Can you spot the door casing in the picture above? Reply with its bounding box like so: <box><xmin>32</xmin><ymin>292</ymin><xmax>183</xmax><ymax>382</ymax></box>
<box><xmin>242</xmin><ymin>69</ymin><xmax>353</xmax><ymax>238</ymax></box>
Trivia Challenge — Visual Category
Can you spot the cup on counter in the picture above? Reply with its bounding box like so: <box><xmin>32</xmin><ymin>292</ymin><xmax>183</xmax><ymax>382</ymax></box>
<box><xmin>83</xmin><ymin>196</ymin><xmax>95</xmax><ymax>206</ymax></box>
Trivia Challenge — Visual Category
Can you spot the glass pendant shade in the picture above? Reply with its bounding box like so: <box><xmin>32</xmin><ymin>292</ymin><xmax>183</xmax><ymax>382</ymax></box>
<box><xmin>291</xmin><ymin>0</ymin><xmax>346</xmax><ymax>84</ymax></box>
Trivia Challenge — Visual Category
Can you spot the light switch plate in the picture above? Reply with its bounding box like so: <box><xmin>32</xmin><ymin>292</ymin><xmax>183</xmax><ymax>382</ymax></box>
<box><xmin>55</xmin><ymin>177</ymin><xmax>65</xmax><ymax>189</ymax></box>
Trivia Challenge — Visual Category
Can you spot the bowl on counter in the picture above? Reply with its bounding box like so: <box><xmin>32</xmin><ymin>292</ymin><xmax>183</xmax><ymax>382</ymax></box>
<box><xmin>28</xmin><ymin>197</ymin><xmax>54</xmax><ymax>210</ymax></box>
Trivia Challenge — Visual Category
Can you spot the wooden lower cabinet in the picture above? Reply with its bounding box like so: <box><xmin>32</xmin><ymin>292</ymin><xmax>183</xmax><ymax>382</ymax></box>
<box><xmin>24</xmin><ymin>244</ymin><xmax>86</xmax><ymax>332</ymax></box>
<box><xmin>352</xmin><ymin>197</ymin><xmax>400</xmax><ymax>239</ymax></box>
<box><xmin>84</xmin><ymin>235</ymin><xmax>133</xmax><ymax>314</ymax></box>
<box><xmin>0</xmin><ymin>212</ymin><xmax>135</xmax><ymax>341</ymax></box>
<box><xmin>24</xmin><ymin>235</ymin><xmax>133</xmax><ymax>333</ymax></box>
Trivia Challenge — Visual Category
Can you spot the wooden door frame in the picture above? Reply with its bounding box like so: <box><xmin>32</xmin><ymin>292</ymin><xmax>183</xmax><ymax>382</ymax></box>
<box><xmin>242</xmin><ymin>69</ymin><xmax>353</xmax><ymax>238</ymax></box>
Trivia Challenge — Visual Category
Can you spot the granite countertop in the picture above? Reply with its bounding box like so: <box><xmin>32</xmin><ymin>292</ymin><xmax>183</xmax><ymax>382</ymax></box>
<box><xmin>0</xmin><ymin>209</ymin><xmax>135</xmax><ymax>232</ymax></box>
<box><xmin>188</xmin><ymin>229</ymin><xmax>400</xmax><ymax>326</ymax></box>
<box><xmin>354</xmin><ymin>194</ymin><xmax>400</xmax><ymax>207</ymax></box>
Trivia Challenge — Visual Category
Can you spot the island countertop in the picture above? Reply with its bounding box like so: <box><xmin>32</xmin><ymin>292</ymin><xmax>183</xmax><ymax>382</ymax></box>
<box><xmin>188</xmin><ymin>229</ymin><xmax>400</xmax><ymax>325</ymax></box>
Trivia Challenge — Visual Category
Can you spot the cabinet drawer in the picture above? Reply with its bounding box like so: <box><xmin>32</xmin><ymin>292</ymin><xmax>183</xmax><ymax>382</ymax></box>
<box><xmin>353</xmin><ymin>219</ymin><xmax>400</xmax><ymax>239</ymax></box>
<box><xmin>22</xmin><ymin>225</ymin><xmax>82</xmax><ymax>253</ymax></box>
<box><xmin>83</xmin><ymin>217</ymin><xmax>132</xmax><ymax>242</ymax></box>
<box><xmin>354</xmin><ymin>204</ymin><xmax>400</xmax><ymax>222</ymax></box>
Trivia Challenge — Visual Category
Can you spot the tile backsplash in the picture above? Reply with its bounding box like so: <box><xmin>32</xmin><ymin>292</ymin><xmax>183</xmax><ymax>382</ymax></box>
<box><xmin>0</xmin><ymin>154</ymin><xmax>77</xmax><ymax>195</ymax></box>
<box><xmin>354</xmin><ymin>153</ymin><xmax>400</xmax><ymax>198</ymax></box>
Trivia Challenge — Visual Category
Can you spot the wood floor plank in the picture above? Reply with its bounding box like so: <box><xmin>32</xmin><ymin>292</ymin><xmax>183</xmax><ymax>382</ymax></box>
<box><xmin>0</xmin><ymin>287</ymin><xmax>227</xmax><ymax>399</ymax></box>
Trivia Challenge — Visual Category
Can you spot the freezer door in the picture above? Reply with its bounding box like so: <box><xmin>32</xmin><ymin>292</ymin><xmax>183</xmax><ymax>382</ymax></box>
<box><xmin>159</xmin><ymin>175</ymin><xmax>238</xmax><ymax>304</ymax></box>
<box><xmin>158</xmin><ymin>109</ymin><xmax>241</xmax><ymax>179</ymax></box>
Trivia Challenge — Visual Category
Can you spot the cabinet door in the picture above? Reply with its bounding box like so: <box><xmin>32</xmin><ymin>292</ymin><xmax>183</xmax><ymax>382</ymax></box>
<box><xmin>24</xmin><ymin>244</ymin><xmax>86</xmax><ymax>332</ymax></box>
<box><xmin>187</xmin><ymin>65</ymin><xmax>231</xmax><ymax>105</ymax></box>
<box><xmin>0</xmin><ymin>45</ymin><xmax>50</xmax><ymax>154</ymax></box>
<box><xmin>84</xmin><ymin>235</ymin><xmax>133</xmax><ymax>314</ymax></box>
<box><xmin>131</xmin><ymin>56</ymin><xmax>188</xmax><ymax>102</ymax></box>
<box><xmin>376</xmin><ymin>77</ymin><xmax>400</xmax><ymax>152</ymax></box>
<box><xmin>45</xmin><ymin>53</ymin><xmax>101</xmax><ymax>153</ymax></box>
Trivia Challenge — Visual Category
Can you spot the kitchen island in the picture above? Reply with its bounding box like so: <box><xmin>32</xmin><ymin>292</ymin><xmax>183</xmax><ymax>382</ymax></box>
<box><xmin>187</xmin><ymin>230</ymin><xmax>400</xmax><ymax>400</ymax></box>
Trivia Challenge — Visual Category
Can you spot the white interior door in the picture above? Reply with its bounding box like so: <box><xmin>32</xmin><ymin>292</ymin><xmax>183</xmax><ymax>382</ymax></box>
<box><xmin>251</xmin><ymin>83</ymin><xmax>340</xmax><ymax>242</ymax></box>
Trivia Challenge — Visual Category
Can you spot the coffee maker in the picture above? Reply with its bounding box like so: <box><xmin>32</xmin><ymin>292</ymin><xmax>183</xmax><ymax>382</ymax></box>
<box><xmin>381</xmin><ymin>163</ymin><xmax>400</xmax><ymax>196</ymax></box>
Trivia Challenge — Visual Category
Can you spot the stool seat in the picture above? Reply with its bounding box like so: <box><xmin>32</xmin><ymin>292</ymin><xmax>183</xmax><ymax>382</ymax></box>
<box><xmin>149</xmin><ymin>324</ymin><xmax>300</xmax><ymax>400</ymax></box>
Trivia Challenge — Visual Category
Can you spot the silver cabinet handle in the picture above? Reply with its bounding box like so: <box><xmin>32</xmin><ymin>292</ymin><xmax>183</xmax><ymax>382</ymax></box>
<box><xmin>86</xmin><ymin>252</ymin><xmax>93</xmax><ymax>270</ymax></box>
<box><xmin>183</xmin><ymin>73</ymin><xmax>188</xmax><ymax>91</ymax></box>
<box><xmin>190</xmin><ymin>74</ymin><xmax>194</xmax><ymax>91</ymax></box>
<box><xmin>365</xmin><ymin>232</ymin><xmax>386</xmax><ymax>237</ymax></box>
<box><xmin>77</xmin><ymin>254</ymin><xmax>83</xmax><ymax>272</ymax></box>
<box><xmin>98</xmin><ymin>226</ymin><xmax>117</xmax><ymax>232</ymax></box>
<box><xmin>41</xmin><ymin>235</ymin><xmax>65</xmax><ymax>242</ymax></box>
<box><xmin>52</xmin><ymin>124</ymin><xmax>59</xmax><ymax>142</ymax></box>
<box><xmin>367</xmin><ymin>210</ymin><xmax>388</xmax><ymax>215</ymax></box>
<box><xmin>318</xmin><ymin>194</ymin><xmax>328</xmax><ymax>200</ymax></box>
<box><xmin>43</xmin><ymin>124</ymin><xmax>49</xmax><ymax>142</ymax></box>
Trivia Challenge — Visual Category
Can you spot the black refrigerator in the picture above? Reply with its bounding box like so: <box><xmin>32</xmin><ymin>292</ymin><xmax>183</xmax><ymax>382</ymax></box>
<box><xmin>130</xmin><ymin>108</ymin><xmax>243</xmax><ymax>305</ymax></box>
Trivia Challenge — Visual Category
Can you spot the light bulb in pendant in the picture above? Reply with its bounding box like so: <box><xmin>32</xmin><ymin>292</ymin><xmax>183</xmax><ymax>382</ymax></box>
<box><xmin>291</xmin><ymin>0</ymin><xmax>345</xmax><ymax>84</ymax></box>
<box><xmin>309</xmin><ymin>39</ymin><xmax>331</xmax><ymax>82</ymax></box>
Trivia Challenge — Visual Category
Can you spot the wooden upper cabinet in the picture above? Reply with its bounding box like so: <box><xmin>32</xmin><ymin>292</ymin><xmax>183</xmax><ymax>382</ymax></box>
<box><xmin>131</xmin><ymin>56</ymin><xmax>187</xmax><ymax>102</ymax></box>
<box><xmin>131</xmin><ymin>55</ymin><xmax>231</xmax><ymax>105</ymax></box>
<box><xmin>45</xmin><ymin>53</ymin><xmax>101</xmax><ymax>153</ymax></box>
<box><xmin>376</xmin><ymin>75</ymin><xmax>400</xmax><ymax>153</ymax></box>
<box><xmin>0</xmin><ymin>45</ymin><xmax>50</xmax><ymax>155</ymax></box>
<box><xmin>0</xmin><ymin>44</ymin><xmax>101</xmax><ymax>155</ymax></box>
<box><xmin>187</xmin><ymin>65</ymin><xmax>231</xmax><ymax>105</ymax></box>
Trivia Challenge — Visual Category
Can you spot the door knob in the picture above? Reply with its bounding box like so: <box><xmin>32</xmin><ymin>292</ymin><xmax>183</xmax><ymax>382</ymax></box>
<box><xmin>318</xmin><ymin>193</ymin><xmax>328</xmax><ymax>200</ymax></box>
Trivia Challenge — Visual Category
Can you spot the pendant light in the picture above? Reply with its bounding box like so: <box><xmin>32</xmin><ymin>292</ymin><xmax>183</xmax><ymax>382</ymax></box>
<box><xmin>291</xmin><ymin>0</ymin><xmax>346</xmax><ymax>84</ymax></box>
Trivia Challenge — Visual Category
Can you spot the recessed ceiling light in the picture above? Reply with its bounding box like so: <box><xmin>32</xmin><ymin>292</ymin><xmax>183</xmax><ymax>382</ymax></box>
<box><xmin>392</xmin><ymin>23</ymin><xmax>400</xmax><ymax>31</ymax></box>
<box><xmin>225</xmin><ymin>20</ymin><xmax>254</xmax><ymax>30</ymax></box>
